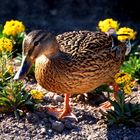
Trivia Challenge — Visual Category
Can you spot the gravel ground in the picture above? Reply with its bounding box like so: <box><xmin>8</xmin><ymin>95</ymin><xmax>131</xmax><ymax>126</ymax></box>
<box><xmin>0</xmin><ymin>83</ymin><xmax>140</xmax><ymax>140</ymax></box>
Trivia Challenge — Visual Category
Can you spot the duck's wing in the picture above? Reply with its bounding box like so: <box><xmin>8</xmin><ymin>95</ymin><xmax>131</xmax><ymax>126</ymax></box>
<box><xmin>56</xmin><ymin>30</ymin><xmax>126</xmax><ymax>63</ymax></box>
<box><xmin>56</xmin><ymin>31</ymin><xmax>113</xmax><ymax>56</ymax></box>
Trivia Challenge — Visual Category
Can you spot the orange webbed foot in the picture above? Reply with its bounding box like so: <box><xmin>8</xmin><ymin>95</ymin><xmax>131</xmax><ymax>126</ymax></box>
<box><xmin>44</xmin><ymin>93</ymin><xmax>78</xmax><ymax>121</ymax></box>
<box><xmin>99</xmin><ymin>83</ymin><xmax>119</xmax><ymax>111</ymax></box>
<box><xmin>46</xmin><ymin>106</ymin><xmax>78</xmax><ymax>121</ymax></box>
<box><xmin>99</xmin><ymin>101</ymin><xmax>112</xmax><ymax>111</ymax></box>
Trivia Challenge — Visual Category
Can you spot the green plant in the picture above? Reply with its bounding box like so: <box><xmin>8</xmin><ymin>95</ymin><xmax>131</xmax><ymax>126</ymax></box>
<box><xmin>0</xmin><ymin>20</ymin><xmax>42</xmax><ymax>120</ymax></box>
<box><xmin>0</xmin><ymin>52</ymin><xmax>34</xmax><ymax>119</ymax></box>
<box><xmin>103</xmin><ymin>71</ymin><xmax>140</xmax><ymax>126</ymax></box>
<box><xmin>121</xmin><ymin>56</ymin><xmax>140</xmax><ymax>80</ymax></box>
<box><xmin>0</xmin><ymin>53</ymin><xmax>13</xmax><ymax>88</ymax></box>
<box><xmin>0</xmin><ymin>80</ymin><xmax>34</xmax><ymax>119</ymax></box>
<box><xmin>104</xmin><ymin>92</ymin><xmax>140</xmax><ymax>126</ymax></box>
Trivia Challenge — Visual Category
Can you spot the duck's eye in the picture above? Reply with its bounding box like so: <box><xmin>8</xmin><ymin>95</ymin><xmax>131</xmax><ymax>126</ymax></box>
<box><xmin>34</xmin><ymin>40</ymin><xmax>39</xmax><ymax>46</ymax></box>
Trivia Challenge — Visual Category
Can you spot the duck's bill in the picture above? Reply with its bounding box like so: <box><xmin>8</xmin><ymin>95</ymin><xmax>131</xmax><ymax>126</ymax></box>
<box><xmin>117</xmin><ymin>34</ymin><xmax>130</xmax><ymax>36</ymax></box>
<box><xmin>14</xmin><ymin>55</ymin><xmax>32</xmax><ymax>80</ymax></box>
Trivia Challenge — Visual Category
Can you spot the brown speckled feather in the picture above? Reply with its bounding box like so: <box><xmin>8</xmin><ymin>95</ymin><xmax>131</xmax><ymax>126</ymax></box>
<box><xmin>35</xmin><ymin>30</ymin><xmax>126</xmax><ymax>94</ymax></box>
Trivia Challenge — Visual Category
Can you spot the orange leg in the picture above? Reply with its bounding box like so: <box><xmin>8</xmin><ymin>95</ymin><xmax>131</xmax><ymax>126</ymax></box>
<box><xmin>46</xmin><ymin>94</ymin><xmax>78</xmax><ymax>121</ymax></box>
<box><xmin>112</xmin><ymin>83</ymin><xmax>119</xmax><ymax>99</ymax></box>
<box><xmin>59</xmin><ymin>93</ymin><xmax>72</xmax><ymax>118</ymax></box>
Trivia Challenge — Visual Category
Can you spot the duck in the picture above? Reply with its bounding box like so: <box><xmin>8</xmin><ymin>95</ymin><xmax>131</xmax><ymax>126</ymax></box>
<box><xmin>14</xmin><ymin>19</ymin><xmax>135</xmax><ymax>120</ymax></box>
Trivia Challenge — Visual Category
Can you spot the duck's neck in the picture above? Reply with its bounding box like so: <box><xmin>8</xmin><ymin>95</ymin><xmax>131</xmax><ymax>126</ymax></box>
<box><xmin>50</xmin><ymin>50</ymin><xmax>71</xmax><ymax>63</ymax></box>
<box><xmin>50</xmin><ymin>49</ymin><xmax>62</xmax><ymax>59</ymax></box>
<box><xmin>35</xmin><ymin>50</ymin><xmax>71</xmax><ymax>83</ymax></box>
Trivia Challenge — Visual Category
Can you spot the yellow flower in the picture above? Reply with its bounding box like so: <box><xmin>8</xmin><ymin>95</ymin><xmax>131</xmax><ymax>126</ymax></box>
<box><xmin>98</xmin><ymin>18</ymin><xmax>119</xmax><ymax>32</ymax></box>
<box><xmin>7</xmin><ymin>65</ymin><xmax>13</xmax><ymax>75</ymax></box>
<box><xmin>115</xmin><ymin>72</ymin><xmax>131</xmax><ymax>84</ymax></box>
<box><xmin>0</xmin><ymin>37</ymin><xmax>13</xmax><ymax>52</ymax></box>
<box><xmin>30</xmin><ymin>90</ymin><xmax>44</xmax><ymax>100</ymax></box>
<box><xmin>123</xmin><ymin>84</ymin><xmax>132</xmax><ymax>94</ymax></box>
<box><xmin>3</xmin><ymin>20</ymin><xmax>25</xmax><ymax>36</ymax></box>
<box><xmin>117</xmin><ymin>27</ymin><xmax>136</xmax><ymax>41</ymax></box>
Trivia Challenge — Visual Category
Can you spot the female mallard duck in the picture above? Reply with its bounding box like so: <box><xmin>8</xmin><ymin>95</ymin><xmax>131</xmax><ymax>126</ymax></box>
<box><xmin>14</xmin><ymin>21</ymin><xmax>135</xmax><ymax>120</ymax></box>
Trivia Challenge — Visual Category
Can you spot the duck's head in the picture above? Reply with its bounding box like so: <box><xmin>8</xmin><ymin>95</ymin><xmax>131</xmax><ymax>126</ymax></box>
<box><xmin>98</xmin><ymin>19</ymin><xmax>136</xmax><ymax>55</ymax></box>
<box><xmin>14</xmin><ymin>30</ymin><xmax>59</xmax><ymax>80</ymax></box>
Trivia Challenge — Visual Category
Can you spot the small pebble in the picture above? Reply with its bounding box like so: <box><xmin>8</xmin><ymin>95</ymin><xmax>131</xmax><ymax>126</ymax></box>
<box><xmin>52</xmin><ymin>121</ymin><xmax>64</xmax><ymax>132</ymax></box>
<box><xmin>53</xmin><ymin>95</ymin><xmax>64</xmax><ymax>103</ymax></box>
<box><xmin>77</xmin><ymin>94</ymin><xmax>85</xmax><ymax>101</ymax></box>
<box><xmin>64</xmin><ymin>120</ymin><xmax>76</xmax><ymax>130</ymax></box>
<box><xmin>48</xmin><ymin>129</ymin><xmax>53</xmax><ymax>133</ymax></box>
<box><xmin>87</xmin><ymin>135</ymin><xmax>92</xmax><ymax>140</ymax></box>
<box><xmin>24</xmin><ymin>137</ymin><xmax>30</xmax><ymax>140</ymax></box>
<box><xmin>44</xmin><ymin>92</ymin><xmax>55</xmax><ymax>101</ymax></box>
<box><xmin>65</xmin><ymin>135</ymin><xmax>71</xmax><ymax>140</ymax></box>
<box><xmin>123</xmin><ymin>126</ymin><xmax>126</xmax><ymax>130</ymax></box>
<box><xmin>40</xmin><ymin>127</ymin><xmax>46</xmax><ymax>134</ymax></box>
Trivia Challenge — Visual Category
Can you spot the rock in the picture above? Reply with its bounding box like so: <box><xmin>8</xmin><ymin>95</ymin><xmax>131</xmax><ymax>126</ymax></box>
<box><xmin>53</xmin><ymin>95</ymin><xmax>64</xmax><ymax>103</ymax></box>
<box><xmin>26</xmin><ymin>113</ymin><xmax>39</xmax><ymax>123</ymax></box>
<box><xmin>52</xmin><ymin>121</ymin><xmax>64</xmax><ymax>132</ymax></box>
<box><xmin>76</xmin><ymin>94</ymin><xmax>85</xmax><ymax>101</ymax></box>
<box><xmin>48</xmin><ymin>129</ymin><xmax>53</xmax><ymax>133</ymax></box>
<box><xmin>123</xmin><ymin>126</ymin><xmax>126</xmax><ymax>130</ymax></box>
<box><xmin>47</xmin><ymin>129</ymin><xmax>53</xmax><ymax>136</ymax></box>
<box><xmin>40</xmin><ymin>127</ymin><xmax>46</xmax><ymax>134</ymax></box>
<box><xmin>87</xmin><ymin>135</ymin><xmax>92</xmax><ymax>140</ymax></box>
<box><xmin>18</xmin><ymin>123</ymin><xmax>24</xmax><ymax>129</ymax></box>
<box><xmin>71</xmin><ymin>131</ymin><xmax>78</xmax><ymax>135</ymax></box>
<box><xmin>64</xmin><ymin>120</ymin><xmax>76</xmax><ymax>130</ymax></box>
<box><xmin>65</xmin><ymin>135</ymin><xmax>71</xmax><ymax>140</ymax></box>
<box><xmin>32</xmin><ymin>130</ymin><xmax>37</xmax><ymax>135</ymax></box>
<box><xmin>24</xmin><ymin>137</ymin><xmax>30</xmax><ymax>140</ymax></box>
<box><xmin>13</xmin><ymin>136</ymin><xmax>22</xmax><ymax>140</ymax></box>
<box><xmin>44</xmin><ymin>92</ymin><xmax>55</xmax><ymax>101</ymax></box>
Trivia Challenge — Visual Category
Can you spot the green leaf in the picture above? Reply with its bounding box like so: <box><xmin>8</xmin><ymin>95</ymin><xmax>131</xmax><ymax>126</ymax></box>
<box><xmin>109</xmin><ymin>99</ymin><xmax>122</xmax><ymax>113</ymax></box>
<box><xmin>0</xmin><ymin>97</ymin><xmax>11</xmax><ymax>107</ymax></box>
<box><xmin>14</xmin><ymin>110</ymin><xmax>20</xmax><ymax>120</ymax></box>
